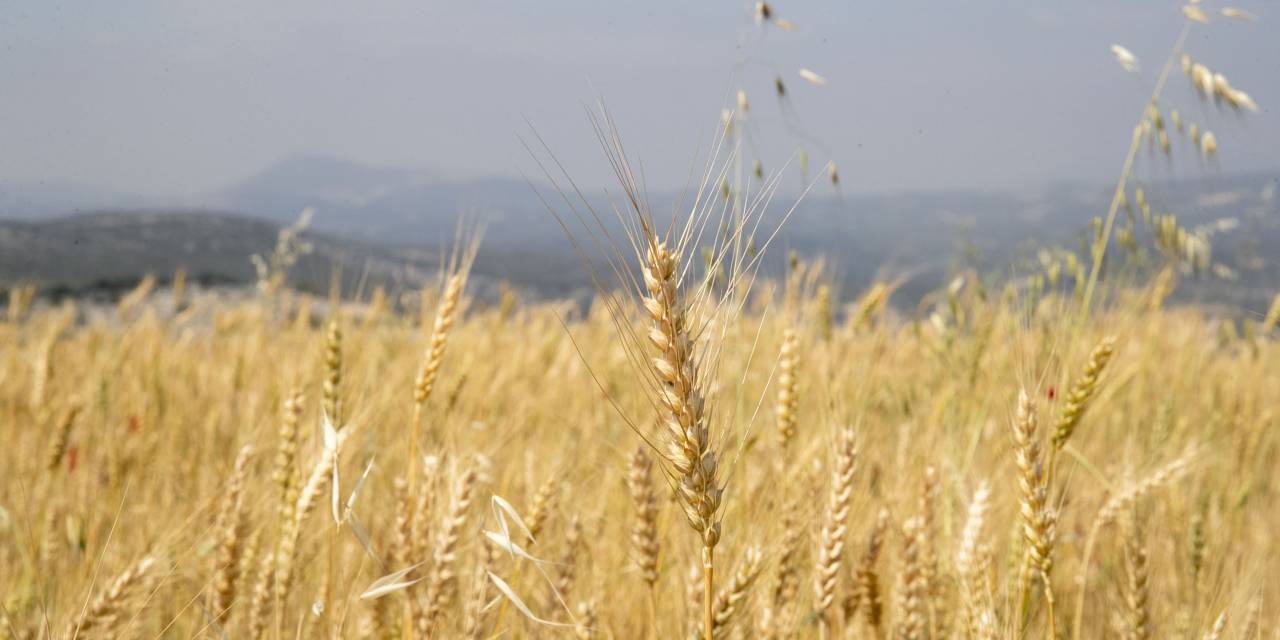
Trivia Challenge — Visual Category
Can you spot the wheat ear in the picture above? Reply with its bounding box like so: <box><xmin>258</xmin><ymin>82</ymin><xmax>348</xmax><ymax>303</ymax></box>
<box><xmin>641</xmin><ymin>237</ymin><xmax>722</xmax><ymax>640</ymax></box>
<box><xmin>814</xmin><ymin>428</ymin><xmax>858</xmax><ymax>625</ymax></box>
<box><xmin>66</xmin><ymin>556</ymin><xmax>157</xmax><ymax>638</ymax></box>
<box><xmin>210</xmin><ymin>445</ymin><xmax>254</xmax><ymax>622</ymax></box>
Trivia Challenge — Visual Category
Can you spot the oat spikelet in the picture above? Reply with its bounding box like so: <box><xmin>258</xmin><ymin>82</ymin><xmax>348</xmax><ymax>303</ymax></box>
<box><xmin>65</xmin><ymin>556</ymin><xmax>157</xmax><ymax>638</ymax></box>
<box><xmin>774</xmin><ymin>328</ymin><xmax>800</xmax><ymax>450</ymax></box>
<box><xmin>1053</xmin><ymin>336</ymin><xmax>1117</xmax><ymax>450</ymax></box>
<box><xmin>895</xmin><ymin>517</ymin><xmax>927</xmax><ymax>640</ymax></box>
<box><xmin>626</xmin><ymin>447</ymin><xmax>661</xmax><ymax>589</ymax></box>
<box><xmin>419</xmin><ymin>465</ymin><xmax>478</xmax><ymax>636</ymax></box>
<box><xmin>211</xmin><ymin>445</ymin><xmax>255</xmax><ymax>622</ymax></box>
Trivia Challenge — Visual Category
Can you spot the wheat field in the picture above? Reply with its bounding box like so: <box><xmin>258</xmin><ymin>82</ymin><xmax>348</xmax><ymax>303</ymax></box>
<box><xmin>2</xmin><ymin>2</ymin><xmax>1277</xmax><ymax>636</ymax></box>
<box><xmin>2</xmin><ymin>224</ymin><xmax>1278</xmax><ymax>640</ymax></box>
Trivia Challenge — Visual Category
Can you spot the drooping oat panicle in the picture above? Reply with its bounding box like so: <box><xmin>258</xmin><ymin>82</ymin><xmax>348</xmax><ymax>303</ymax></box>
<box><xmin>211</xmin><ymin>445</ymin><xmax>255</xmax><ymax>622</ymax></box>
<box><xmin>774</xmin><ymin>328</ymin><xmax>799</xmax><ymax>450</ymax></box>
<box><xmin>65</xmin><ymin>556</ymin><xmax>157</xmax><ymax>638</ymax></box>
<box><xmin>419</xmin><ymin>465</ymin><xmax>478</xmax><ymax>636</ymax></box>
<box><xmin>814</xmin><ymin>428</ymin><xmax>858</xmax><ymax>620</ymax></box>
<box><xmin>895</xmin><ymin>517</ymin><xmax>927</xmax><ymax>640</ymax></box>
<box><xmin>626</xmin><ymin>447</ymin><xmax>661</xmax><ymax>589</ymax></box>
<box><xmin>322</xmin><ymin>319</ymin><xmax>343</xmax><ymax>426</ymax></box>
<box><xmin>1053</xmin><ymin>336</ymin><xmax>1117</xmax><ymax>450</ymax></box>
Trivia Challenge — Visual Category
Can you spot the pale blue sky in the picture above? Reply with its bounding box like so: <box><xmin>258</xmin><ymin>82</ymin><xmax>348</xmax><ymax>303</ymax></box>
<box><xmin>1</xmin><ymin>0</ymin><xmax>1276</xmax><ymax>197</ymax></box>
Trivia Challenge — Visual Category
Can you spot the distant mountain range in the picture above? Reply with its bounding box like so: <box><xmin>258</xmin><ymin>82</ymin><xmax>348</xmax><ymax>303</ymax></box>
<box><xmin>1</xmin><ymin>154</ymin><xmax>1277</xmax><ymax>313</ymax></box>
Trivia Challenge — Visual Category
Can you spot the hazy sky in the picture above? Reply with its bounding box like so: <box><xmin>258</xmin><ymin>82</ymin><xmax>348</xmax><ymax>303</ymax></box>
<box><xmin>1</xmin><ymin>1</ymin><xmax>1277</xmax><ymax>198</ymax></box>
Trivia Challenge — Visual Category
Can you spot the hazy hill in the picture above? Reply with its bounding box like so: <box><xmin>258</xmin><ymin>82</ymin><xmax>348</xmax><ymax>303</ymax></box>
<box><xmin>1</xmin><ymin>155</ymin><xmax>1276</xmax><ymax>312</ymax></box>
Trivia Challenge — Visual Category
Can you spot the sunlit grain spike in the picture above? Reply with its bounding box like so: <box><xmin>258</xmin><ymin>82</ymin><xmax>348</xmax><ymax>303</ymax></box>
<box><xmin>1221</xmin><ymin>7</ymin><xmax>1255</xmax><ymax>21</ymax></box>
<box><xmin>1191</xmin><ymin>64</ymin><xmax>1213</xmax><ymax>96</ymax></box>
<box><xmin>799</xmin><ymin>68</ymin><xmax>828</xmax><ymax>86</ymax></box>
<box><xmin>737</xmin><ymin>89</ymin><xmax>750</xmax><ymax>114</ymax></box>
<box><xmin>753</xmin><ymin>159</ymin><xmax>764</xmax><ymax>180</ymax></box>
<box><xmin>1183</xmin><ymin>4</ymin><xmax>1210</xmax><ymax>23</ymax></box>
<box><xmin>1226</xmin><ymin>89</ymin><xmax>1260</xmax><ymax>112</ymax></box>
<box><xmin>1110</xmin><ymin>45</ymin><xmax>1140</xmax><ymax>72</ymax></box>
<box><xmin>773</xmin><ymin>17</ymin><xmax>798</xmax><ymax>31</ymax></box>
<box><xmin>1181</xmin><ymin>53</ymin><xmax>1192</xmax><ymax>74</ymax></box>
<box><xmin>1200</xmin><ymin>130</ymin><xmax>1217</xmax><ymax>157</ymax></box>
<box><xmin>828</xmin><ymin>162</ymin><xmax>840</xmax><ymax>187</ymax></box>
